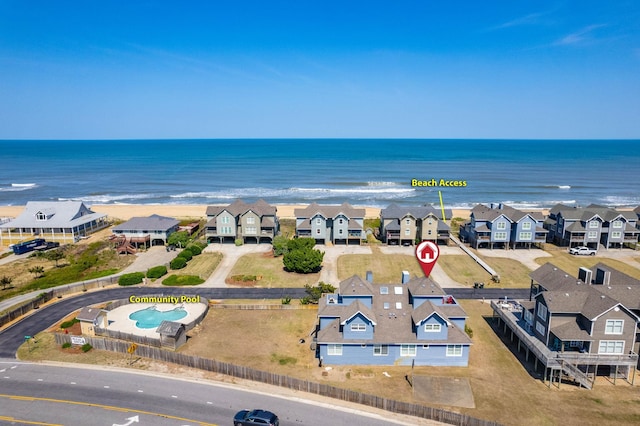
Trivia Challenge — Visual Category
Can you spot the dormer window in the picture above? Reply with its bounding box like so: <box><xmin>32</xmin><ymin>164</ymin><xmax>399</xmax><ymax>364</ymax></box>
<box><xmin>589</xmin><ymin>221</ymin><xmax>599</xmax><ymax>228</ymax></box>
<box><xmin>36</xmin><ymin>212</ymin><xmax>47</xmax><ymax>221</ymax></box>
<box><xmin>380</xmin><ymin>286</ymin><xmax>389</xmax><ymax>295</ymax></box>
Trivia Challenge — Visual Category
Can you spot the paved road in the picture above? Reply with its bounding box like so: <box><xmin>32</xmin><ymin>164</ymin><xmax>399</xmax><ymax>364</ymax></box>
<box><xmin>1</xmin><ymin>361</ymin><xmax>441</xmax><ymax>425</ymax></box>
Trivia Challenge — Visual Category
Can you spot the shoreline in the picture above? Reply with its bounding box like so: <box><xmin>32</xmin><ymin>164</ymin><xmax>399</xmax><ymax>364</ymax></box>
<box><xmin>0</xmin><ymin>203</ymin><xmax>478</xmax><ymax>221</ymax></box>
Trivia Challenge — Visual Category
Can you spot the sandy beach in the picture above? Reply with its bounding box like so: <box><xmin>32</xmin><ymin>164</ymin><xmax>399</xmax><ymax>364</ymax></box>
<box><xmin>0</xmin><ymin>204</ymin><xmax>473</xmax><ymax>221</ymax></box>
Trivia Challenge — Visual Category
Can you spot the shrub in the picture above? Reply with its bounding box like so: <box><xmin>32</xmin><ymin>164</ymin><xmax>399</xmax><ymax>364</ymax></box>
<box><xmin>118</xmin><ymin>272</ymin><xmax>145</xmax><ymax>286</ymax></box>
<box><xmin>170</xmin><ymin>257</ymin><xmax>187</xmax><ymax>270</ymax></box>
<box><xmin>81</xmin><ymin>343</ymin><xmax>92</xmax><ymax>352</ymax></box>
<box><xmin>283</xmin><ymin>247</ymin><xmax>324</xmax><ymax>273</ymax></box>
<box><xmin>61</xmin><ymin>342</ymin><xmax>72</xmax><ymax>349</ymax></box>
<box><xmin>186</xmin><ymin>244</ymin><xmax>202</xmax><ymax>255</ymax></box>
<box><xmin>281</xmin><ymin>296</ymin><xmax>292</xmax><ymax>305</ymax></box>
<box><xmin>465</xmin><ymin>324</ymin><xmax>474</xmax><ymax>338</ymax></box>
<box><xmin>177</xmin><ymin>249</ymin><xmax>193</xmax><ymax>261</ymax></box>
<box><xmin>60</xmin><ymin>318</ymin><xmax>79</xmax><ymax>329</ymax></box>
<box><xmin>234</xmin><ymin>238</ymin><xmax>243</xmax><ymax>246</ymax></box>
<box><xmin>162</xmin><ymin>274</ymin><xmax>205</xmax><ymax>286</ymax></box>
<box><xmin>146</xmin><ymin>265</ymin><xmax>168</xmax><ymax>279</ymax></box>
<box><xmin>303</xmin><ymin>281</ymin><xmax>336</xmax><ymax>304</ymax></box>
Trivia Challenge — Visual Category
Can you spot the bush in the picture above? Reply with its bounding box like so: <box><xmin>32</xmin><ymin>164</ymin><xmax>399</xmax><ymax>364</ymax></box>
<box><xmin>177</xmin><ymin>249</ymin><xmax>193</xmax><ymax>261</ymax></box>
<box><xmin>118</xmin><ymin>272</ymin><xmax>145</xmax><ymax>286</ymax></box>
<box><xmin>465</xmin><ymin>324</ymin><xmax>474</xmax><ymax>338</ymax></box>
<box><xmin>170</xmin><ymin>257</ymin><xmax>187</xmax><ymax>270</ymax></box>
<box><xmin>281</xmin><ymin>296</ymin><xmax>292</xmax><ymax>305</ymax></box>
<box><xmin>60</xmin><ymin>318</ymin><xmax>79</xmax><ymax>329</ymax></box>
<box><xmin>146</xmin><ymin>265</ymin><xmax>168</xmax><ymax>279</ymax></box>
<box><xmin>283</xmin><ymin>247</ymin><xmax>324</xmax><ymax>273</ymax></box>
<box><xmin>61</xmin><ymin>342</ymin><xmax>72</xmax><ymax>349</ymax></box>
<box><xmin>234</xmin><ymin>238</ymin><xmax>243</xmax><ymax>246</ymax></box>
<box><xmin>186</xmin><ymin>244</ymin><xmax>202</xmax><ymax>255</ymax></box>
<box><xmin>303</xmin><ymin>281</ymin><xmax>336</xmax><ymax>304</ymax></box>
<box><xmin>162</xmin><ymin>274</ymin><xmax>205</xmax><ymax>286</ymax></box>
<box><xmin>81</xmin><ymin>343</ymin><xmax>92</xmax><ymax>352</ymax></box>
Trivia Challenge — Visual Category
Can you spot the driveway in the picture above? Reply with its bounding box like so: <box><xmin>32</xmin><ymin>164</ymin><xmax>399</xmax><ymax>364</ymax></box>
<box><xmin>317</xmin><ymin>244</ymin><xmax>372</xmax><ymax>285</ymax></box>
<box><xmin>200</xmin><ymin>243</ymin><xmax>272</xmax><ymax>287</ymax></box>
<box><xmin>476</xmin><ymin>247</ymin><xmax>552</xmax><ymax>270</ymax></box>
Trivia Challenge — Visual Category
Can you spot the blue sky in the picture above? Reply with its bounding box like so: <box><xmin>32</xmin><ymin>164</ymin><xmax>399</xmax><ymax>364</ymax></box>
<box><xmin>0</xmin><ymin>1</ymin><xmax>638</xmax><ymax>139</ymax></box>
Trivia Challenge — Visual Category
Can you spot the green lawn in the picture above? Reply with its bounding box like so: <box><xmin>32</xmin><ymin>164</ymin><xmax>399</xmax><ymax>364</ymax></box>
<box><xmin>438</xmin><ymin>254</ymin><xmax>490</xmax><ymax>287</ymax></box>
<box><xmin>229</xmin><ymin>252</ymin><xmax>321</xmax><ymax>287</ymax></box>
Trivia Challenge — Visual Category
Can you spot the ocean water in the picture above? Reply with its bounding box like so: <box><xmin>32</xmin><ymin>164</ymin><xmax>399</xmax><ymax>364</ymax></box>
<box><xmin>0</xmin><ymin>139</ymin><xmax>638</xmax><ymax>209</ymax></box>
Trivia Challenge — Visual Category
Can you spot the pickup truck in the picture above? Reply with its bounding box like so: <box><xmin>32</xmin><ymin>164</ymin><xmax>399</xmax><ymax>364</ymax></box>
<box><xmin>569</xmin><ymin>246</ymin><xmax>597</xmax><ymax>256</ymax></box>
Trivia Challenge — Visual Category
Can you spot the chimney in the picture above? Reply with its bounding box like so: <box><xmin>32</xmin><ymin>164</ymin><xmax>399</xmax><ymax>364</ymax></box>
<box><xmin>594</xmin><ymin>267</ymin><xmax>610</xmax><ymax>286</ymax></box>
<box><xmin>578</xmin><ymin>267</ymin><xmax>592</xmax><ymax>285</ymax></box>
<box><xmin>366</xmin><ymin>271</ymin><xmax>373</xmax><ymax>283</ymax></box>
<box><xmin>401</xmin><ymin>270</ymin><xmax>410</xmax><ymax>284</ymax></box>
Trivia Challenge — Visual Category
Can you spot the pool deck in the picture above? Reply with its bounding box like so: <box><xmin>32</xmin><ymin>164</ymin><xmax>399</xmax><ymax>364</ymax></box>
<box><xmin>106</xmin><ymin>302</ymin><xmax>207</xmax><ymax>338</ymax></box>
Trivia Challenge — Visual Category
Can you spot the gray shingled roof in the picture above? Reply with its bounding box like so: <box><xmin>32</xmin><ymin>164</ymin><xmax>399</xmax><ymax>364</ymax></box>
<box><xmin>156</xmin><ymin>320</ymin><xmax>184</xmax><ymax>337</ymax></box>
<box><xmin>294</xmin><ymin>202</ymin><xmax>365</xmax><ymax>219</ymax></box>
<box><xmin>206</xmin><ymin>199</ymin><xmax>276</xmax><ymax>218</ymax></box>
<box><xmin>112</xmin><ymin>214</ymin><xmax>179</xmax><ymax>232</ymax></box>
<box><xmin>339</xmin><ymin>275</ymin><xmax>375</xmax><ymax>296</ymax></box>
<box><xmin>1</xmin><ymin>201</ymin><xmax>106</xmax><ymax>228</ymax></box>
<box><xmin>76</xmin><ymin>306</ymin><xmax>106</xmax><ymax>322</ymax></box>
<box><xmin>381</xmin><ymin>204</ymin><xmax>452</xmax><ymax>221</ymax></box>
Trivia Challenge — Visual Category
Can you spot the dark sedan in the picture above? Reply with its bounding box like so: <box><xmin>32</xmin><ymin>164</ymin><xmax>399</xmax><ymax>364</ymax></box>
<box><xmin>234</xmin><ymin>409</ymin><xmax>280</xmax><ymax>426</ymax></box>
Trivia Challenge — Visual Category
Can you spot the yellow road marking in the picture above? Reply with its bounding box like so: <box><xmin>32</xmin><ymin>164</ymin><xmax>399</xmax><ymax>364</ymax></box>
<box><xmin>0</xmin><ymin>416</ymin><xmax>62</xmax><ymax>425</ymax></box>
<box><xmin>0</xmin><ymin>394</ymin><xmax>217</xmax><ymax>425</ymax></box>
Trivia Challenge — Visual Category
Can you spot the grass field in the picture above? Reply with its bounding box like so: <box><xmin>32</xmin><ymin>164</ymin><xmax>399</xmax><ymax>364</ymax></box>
<box><xmin>172</xmin><ymin>252</ymin><xmax>222</xmax><ymax>279</ymax></box>
<box><xmin>438</xmin><ymin>254</ymin><xmax>489</xmax><ymax>287</ymax></box>
<box><xmin>337</xmin><ymin>247</ymin><xmax>423</xmax><ymax>283</ymax></box>
<box><xmin>228</xmin><ymin>252</ymin><xmax>321</xmax><ymax>287</ymax></box>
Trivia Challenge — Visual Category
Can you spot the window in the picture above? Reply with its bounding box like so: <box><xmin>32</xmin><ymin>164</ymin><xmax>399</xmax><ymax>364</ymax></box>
<box><xmin>395</xmin><ymin>302</ymin><xmax>402</xmax><ymax>309</ymax></box>
<box><xmin>383</xmin><ymin>302</ymin><xmax>390</xmax><ymax>309</ymax></box>
<box><xmin>245</xmin><ymin>226</ymin><xmax>256</xmax><ymax>234</ymax></box>
<box><xmin>519</xmin><ymin>232</ymin><xmax>532</xmax><ymax>240</ymax></box>
<box><xmin>494</xmin><ymin>232</ymin><xmax>507</xmax><ymax>240</ymax></box>
<box><xmin>380</xmin><ymin>286</ymin><xmax>389</xmax><ymax>294</ymax></box>
<box><xmin>394</xmin><ymin>286</ymin><xmax>403</xmax><ymax>294</ymax></box>
<box><xmin>36</xmin><ymin>212</ymin><xmax>46</xmax><ymax>221</ymax></box>
<box><xmin>611</xmin><ymin>231</ymin><xmax>622</xmax><ymax>238</ymax></box>
<box><xmin>373</xmin><ymin>345</ymin><xmax>389</xmax><ymax>356</ymax></box>
<box><xmin>612</xmin><ymin>220</ymin><xmax>622</xmax><ymax>228</ymax></box>
<box><xmin>424</xmin><ymin>323</ymin><xmax>441</xmax><ymax>332</ymax></box>
<box><xmin>598</xmin><ymin>340</ymin><xmax>624</xmax><ymax>354</ymax></box>
<box><xmin>405</xmin><ymin>219</ymin><xmax>410</xmax><ymax>225</ymax></box>
<box><xmin>316</xmin><ymin>228</ymin><xmax>321</xmax><ymax>235</ymax></box>
<box><xmin>404</xmin><ymin>229</ymin><xmax>410</xmax><ymax>236</ymax></box>
<box><xmin>400</xmin><ymin>345</ymin><xmax>416</xmax><ymax>356</ymax></box>
<box><xmin>316</xmin><ymin>218</ymin><xmax>321</xmax><ymax>225</ymax></box>
<box><xmin>221</xmin><ymin>226</ymin><xmax>232</xmax><ymax>234</ymax></box>
<box><xmin>446</xmin><ymin>345</ymin><xmax>463</xmax><ymax>356</ymax></box>
<box><xmin>339</xmin><ymin>229</ymin><xmax>343</xmax><ymax>235</ymax></box>
<box><xmin>350</xmin><ymin>323</ymin><xmax>366</xmax><ymax>332</ymax></box>
<box><xmin>588</xmin><ymin>231</ymin><xmax>598</xmax><ymax>238</ymax></box>
<box><xmin>339</xmin><ymin>218</ymin><xmax>344</xmax><ymax>225</ymax></box>
<box><xmin>246</xmin><ymin>217</ymin><xmax>255</xmax><ymax>224</ymax></box>
<box><xmin>428</xmin><ymin>219</ymin><xmax>433</xmax><ymax>225</ymax></box>
<box><xmin>605</xmin><ymin>319</ymin><xmax>623</xmax><ymax>335</ymax></box>
<box><xmin>588</xmin><ymin>221</ymin><xmax>599</xmax><ymax>228</ymax></box>
<box><xmin>221</xmin><ymin>216</ymin><xmax>229</xmax><ymax>224</ymax></box>
<box><xmin>522</xmin><ymin>222</ymin><xmax>532</xmax><ymax>230</ymax></box>
<box><xmin>537</xmin><ymin>303</ymin><xmax>548</xmax><ymax>320</ymax></box>
<box><xmin>428</xmin><ymin>230</ymin><xmax>432</xmax><ymax>235</ymax></box>
<box><xmin>535</xmin><ymin>321</ymin><xmax>545</xmax><ymax>335</ymax></box>
<box><xmin>327</xmin><ymin>344</ymin><xmax>342</xmax><ymax>355</ymax></box>
<box><xmin>496</xmin><ymin>221</ymin><xmax>507</xmax><ymax>230</ymax></box>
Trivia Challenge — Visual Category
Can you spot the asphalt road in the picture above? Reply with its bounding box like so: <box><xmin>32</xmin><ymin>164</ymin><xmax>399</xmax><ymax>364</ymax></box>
<box><xmin>0</xmin><ymin>361</ymin><xmax>430</xmax><ymax>425</ymax></box>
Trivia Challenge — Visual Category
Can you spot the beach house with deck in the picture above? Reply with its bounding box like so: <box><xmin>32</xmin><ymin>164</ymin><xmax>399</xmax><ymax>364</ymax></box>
<box><xmin>295</xmin><ymin>202</ymin><xmax>366</xmax><ymax>245</ymax></box>
<box><xmin>545</xmin><ymin>204</ymin><xmax>638</xmax><ymax>249</ymax></box>
<box><xmin>315</xmin><ymin>273</ymin><xmax>471</xmax><ymax>366</ymax></box>
<box><xmin>111</xmin><ymin>214</ymin><xmax>180</xmax><ymax>249</ymax></box>
<box><xmin>379</xmin><ymin>204</ymin><xmax>451</xmax><ymax>246</ymax></box>
<box><xmin>0</xmin><ymin>201</ymin><xmax>108</xmax><ymax>246</ymax></box>
<box><xmin>460</xmin><ymin>203</ymin><xmax>547</xmax><ymax>249</ymax></box>
<box><xmin>205</xmin><ymin>199</ymin><xmax>278</xmax><ymax>244</ymax></box>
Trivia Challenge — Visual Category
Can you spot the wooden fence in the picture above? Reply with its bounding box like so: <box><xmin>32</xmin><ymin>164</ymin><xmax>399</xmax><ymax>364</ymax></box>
<box><xmin>54</xmin><ymin>333</ymin><xmax>501</xmax><ymax>426</ymax></box>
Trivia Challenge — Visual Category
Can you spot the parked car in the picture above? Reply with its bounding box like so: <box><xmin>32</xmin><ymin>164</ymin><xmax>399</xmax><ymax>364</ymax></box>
<box><xmin>234</xmin><ymin>409</ymin><xmax>279</xmax><ymax>426</ymax></box>
<box><xmin>569</xmin><ymin>246</ymin><xmax>597</xmax><ymax>256</ymax></box>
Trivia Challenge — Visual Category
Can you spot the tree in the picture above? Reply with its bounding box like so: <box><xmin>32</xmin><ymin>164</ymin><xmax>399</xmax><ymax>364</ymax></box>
<box><xmin>167</xmin><ymin>231</ymin><xmax>190</xmax><ymax>248</ymax></box>
<box><xmin>302</xmin><ymin>281</ymin><xmax>336</xmax><ymax>304</ymax></box>
<box><xmin>272</xmin><ymin>235</ymin><xmax>289</xmax><ymax>257</ymax></box>
<box><xmin>28</xmin><ymin>266</ymin><xmax>45</xmax><ymax>278</ymax></box>
<box><xmin>287</xmin><ymin>237</ymin><xmax>316</xmax><ymax>251</ymax></box>
<box><xmin>45</xmin><ymin>249</ymin><xmax>65</xmax><ymax>267</ymax></box>
<box><xmin>283</xmin><ymin>247</ymin><xmax>324</xmax><ymax>273</ymax></box>
<box><xmin>0</xmin><ymin>275</ymin><xmax>12</xmax><ymax>290</ymax></box>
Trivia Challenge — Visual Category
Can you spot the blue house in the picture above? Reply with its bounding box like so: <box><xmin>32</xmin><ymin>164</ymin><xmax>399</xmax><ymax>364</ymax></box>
<box><xmin>315</xmin><ymin>274</ymin><xmax>472</xmax><ymax>366</ymax></box>
<box><xmin>295</xmin><ymin>202</ymin><xmax>366</xmax><ymax>245</ymax></box>
<box><xmin>461</xmin><ymin>203</ymin><xmax>547</xmax><ymax>249</ymax></box>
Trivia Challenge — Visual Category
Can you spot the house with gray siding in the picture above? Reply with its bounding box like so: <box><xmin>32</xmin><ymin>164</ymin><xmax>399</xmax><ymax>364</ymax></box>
<box><xmin>545</xmin><ymin>204</ymin><xmax>638</xmax><ymax>249</ymax></box>
<box><xmin>379</xmin><ymin>204</ymin><xmax>451</xmax><ymax>246</ymax></box>
<box><xmin>0</xmin><ymin>201</ymin><xmax>108</xmax><ymax>246</ymax></box>
<box><xmin>295</xmin><ymin>202</ymin><xmax>366</xmax><ymax>245</ymax></box>
<box><xmin>111</xmin><ymin>214</ymin><xmax>180</xmax><ymax>248</ymax></box>
<box><xmin>460</xmin><ymin>203</ymin><xmax>546</xmax><ymax>249</ymax></box>
<box><xmin>315</xmin><ymin>273</ymin><xmax>471</xmax><ymax>366</ymax></box>
<box><xmin>205</xmin><ymin>199</ymin><xmax>278</xmax><ymax>244</ymax></box>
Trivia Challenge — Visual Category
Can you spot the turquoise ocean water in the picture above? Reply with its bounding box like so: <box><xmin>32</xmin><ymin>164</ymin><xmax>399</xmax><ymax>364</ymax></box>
<box><xmin>0</xmin><ymin>139</ymin><xmax>638</xmax><ymax>209</ymax></box>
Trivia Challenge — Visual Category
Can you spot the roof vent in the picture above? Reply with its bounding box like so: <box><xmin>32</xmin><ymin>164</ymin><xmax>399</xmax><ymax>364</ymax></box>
<box><xmin>601</xmin><ymin>295</ymin><xmax>606</xmax><ymax>299</ymax></box>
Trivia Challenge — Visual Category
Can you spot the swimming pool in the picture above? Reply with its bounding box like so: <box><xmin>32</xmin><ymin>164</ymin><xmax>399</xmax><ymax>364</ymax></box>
<box><xmin>128</xmin><ymin>306</ymin><xmax>187</xmax><ymax>329</ymax></box>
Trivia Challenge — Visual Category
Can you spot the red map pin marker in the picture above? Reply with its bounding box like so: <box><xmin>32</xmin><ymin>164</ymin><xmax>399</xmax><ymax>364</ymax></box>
<box><xmin>415</xmin><ymin>241</ymin><xmax>440</xmax><ymax>277</ymax></box>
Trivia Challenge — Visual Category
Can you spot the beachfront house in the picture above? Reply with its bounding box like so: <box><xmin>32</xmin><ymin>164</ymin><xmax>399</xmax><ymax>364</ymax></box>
<box><xmin>544</xmin><ymin>204</ymin><xmax>638</xmax><ymax>249</ymax></box>
<box><xmin>205</xmin><ymin>199</ymin><xmax>278</xmax><ymax>244</ymax></box>
<box><xmin>315</xmin><ymin>273</ymin><xmax>472</xmax><ymax>366</ymax></box>
<box><xmin>0</xmin><ymin>201</ymin><xmax>109</xmax><ymax>246</ymax></box>
<box><xmin>294</xmin><ymin>202</ymin><xmax>366</xmax><ymax>245</ymax></box>
<box><xmin>460</xmin><ymin>203</ymin><xmax>546</xmax><ymax>249</ymax></box>
<box><xmin>111</xmin><ymin>214</ymin><xmax>180</xmax><ymax>249</ymax></box>
<box><xmin>379</xmin><ymin>204</ymin><xmax>451</xmax><ymax>246</ymax></box>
